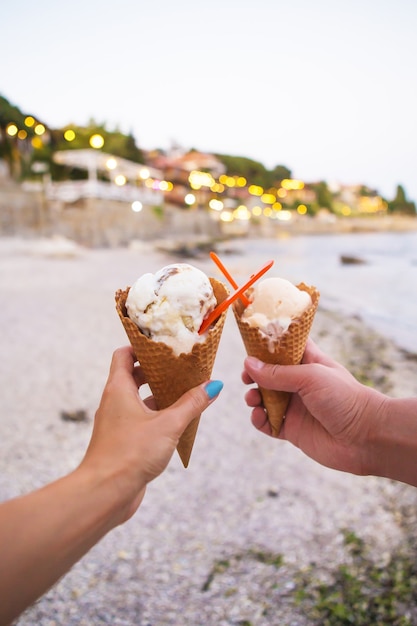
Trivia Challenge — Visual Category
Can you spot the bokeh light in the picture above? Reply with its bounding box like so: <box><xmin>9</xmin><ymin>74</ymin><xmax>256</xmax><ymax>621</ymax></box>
<box><xmin>6</xmin><ymin>123</ymin><xmax>18</xmax><ymax>136</ymax></box>
<box><xmin>64</xmin><ymin>129</ymin><xmax>76</xmax><ymax>142</ymax></box>
<box><xmin>131</xmin><ymin>201</ymin><xmax>143</xmax><ymax>212</ymax></box>
<box><xmin>34</xmin><ymin>124</ymin><xmax>45</xmax><ymax>136</ymax></box>
<box><xmin>106</xmin><ymin>158</ymin><xmax>117</xmax><ymax>170</ymax></box>
<box><xmin>89</xmin><ymin>134</ymin><xmax>104</xmax><ymax>149</ymax></box>
<box><xmin>184</xmin><ymin>193</ymin><xmax>196</xmax><ymax>206</ymax></box>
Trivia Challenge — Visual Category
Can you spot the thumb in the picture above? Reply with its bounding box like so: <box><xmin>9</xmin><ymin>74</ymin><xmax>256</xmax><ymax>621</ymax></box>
<box><xmin>165</xmin><ymin>380</ymin><xmax>224</xmax><ymax>434</ymax></box>
<box><xmin>244</xmin><ymin>356</ymin><xmax>305</xmax><ymax>393</ymax></box>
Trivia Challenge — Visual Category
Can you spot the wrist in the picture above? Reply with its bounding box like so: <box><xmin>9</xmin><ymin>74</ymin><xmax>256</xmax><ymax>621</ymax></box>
<box><xmin>360</xmin><ymin>390</ymin><xmax>390</xmax><ymax>477</ymax></box>
<box><xmin>75</xmin><ymin>460</ymin><xmax>147</xmax><ymax>528</ymax></box>
<box><xmin>364</xmin><ymin>395</ymin><xmax>417</xmax><ymax>486</ymax></box>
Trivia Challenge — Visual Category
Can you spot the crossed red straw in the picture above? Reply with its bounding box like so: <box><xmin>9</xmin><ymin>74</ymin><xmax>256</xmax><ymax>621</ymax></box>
<box><xmin>198</xmin><ymin>252</ymin><xmax>274</xmax><ymax>334</ymax></box>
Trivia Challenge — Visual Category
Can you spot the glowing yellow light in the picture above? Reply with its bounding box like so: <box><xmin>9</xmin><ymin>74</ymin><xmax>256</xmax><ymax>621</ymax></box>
<box><xmin>24</xmin><ymin>116</ymin><xmax>35</xmax><ymax>127</ymax></box>
<box><xmin>131</xmin><ymin>201</ymin><xmax>143</xmax><ymax>213</ymax></box>
<box><xmin>281</xmin><ymin>179</ymin><xmax>304</xmax><ymax>190</ymax></box>
<box><xmin>209</xmin><ymin>199</ymin><xmax>224</xmax><ymax>211</ymax></box>
<box><xmin>139</xmin><ymin>167</ymin><xmax>150</xmax><ymax>180</ymax></box>
<box><xmin>17</xmin><ymin>129</ymin><xmax>27</xmax><ymax>140</ymax></box>
<box><xmin>185</xmin><ymin>193</ymin><xmax>196</xmax><ymax>206</ymax></box>
<box><xmin>236</xmin><ymin>176</ymin><xmax>247</xmax><ymax>187</ymax></box>
<box><xmin>220</xmin><ymin>211</ymin><xmax>234</xmax><ymax>222</ymax></box>
<box><xmin>34</xmin><ymin>124</ymin><xmax>45</xmax><ymax>136</ymax></box>
<box><xmin>6</xmin><ymin>123</ymin><xmax>18</xmax><ymax>136</ymax></box>
<box><xmin>159</xmin><ymin>180</ymin><xmax>171</xmax><ymax>191</ymax></box>
<box><xmin>233</xmin><ymin>205</ymin><xmax>251</xmax><ymax>220</ymax></box>
<box><xmin>115</xmin><ymin>175</ymin><xmax>126</xmax><ymax>186</ymax></box>
<box><xmin>276</xmin><ymin>210</ymin><xmax>292</xmax><ymax>221</ymax></box>
<box><xmin>64</xmin><ymin>129</ymin><xmax>76</xmax><ymax>141</ymax></box>
<box><xmin>219</xmin><ymin>174</ymin><xmax>228</xmax><ymax>185</ymax></box>
<box><xmin>144</xmin><ymin>178</ymin><xmax>154</xmax><ymax>188</ymax></box>
<box><xmin>261</xmin><ymin>193</ymin><xmax>276</xmax><ymax>204</ymax></box>
<box><xmin>189</xmin><ymin>170</ymin><xmax>215</xmax><ymax>188</ymax></box>
<box><xmin>225</xmin><ymin>176</ymin><xmax>236</xmax><ymax>187</ymax></box>
<box><xmin>211</xmin><ymin>182</ymin><xmax>225</xmax><ymax>193</ymax></box>
<box><xmin>89</xmin><ymin>134</ymin><xmax>104</xmax><ymax>149</ymax></box>
<box><xmin>277</xmin><ymin>188</ymin><xmax>287</xmax><ymax>198</ymax></box>
<box><xmin>297</xmin><ymin>204</ymin><xmax>307</xmax><ymax>215</ymax></box>
<box><xmin>106</xmin><ymin>158</ymin><xmax>117</xmax><ymax>170</ymax></box>
<box><xmin>272</xmin><ymin>202</ymin><xmax>282</xmax><ymax>211</ymax></box>
<box><xmin>263</xmin><ymin>207</ymin><xmax>273</xmax><ymax>217</ymax></box>
<box><xmin>341</xmin><ymin>205</ymin><xmax>351</xmax><ymax>216</ymax></box>
<box><xmin>248</xmin><ymin>184</ymin><xmax>263</xmax><ymax>196</ymax></box>
<box><xmin>31</xmin><ymin>137</ymin><xmax>43</xmax><ymax>149</ymax></box>
<box><xmin>252</xmin><ymin>206</ymin><xmax>262</xmax><ymax>216</ymax></box>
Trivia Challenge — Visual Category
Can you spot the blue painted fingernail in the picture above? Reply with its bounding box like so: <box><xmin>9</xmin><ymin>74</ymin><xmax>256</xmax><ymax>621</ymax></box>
<box><xmin>205</xmin><ymin>380</ymin><xmax>224</xmax><ymax>399</ymax></box>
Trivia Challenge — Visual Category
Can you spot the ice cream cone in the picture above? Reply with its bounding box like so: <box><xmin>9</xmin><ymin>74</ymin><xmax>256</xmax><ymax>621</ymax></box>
<box><xmin>233</xmin><ymin>282</ymin><xmax>320</xmax><ymax>436</ymax></box>
<box><xmin>115</xmin><ymin>278</ymin><xmax>228</xmax><ymax>467</ymax></box>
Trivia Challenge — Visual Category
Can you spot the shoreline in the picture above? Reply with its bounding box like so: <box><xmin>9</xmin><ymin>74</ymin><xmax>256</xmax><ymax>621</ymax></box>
<box><xmin>139</xmin><ymin>214</ymin><xmax>417</xmax><ymax>258</ymax></box>
<box><xmin>274</xmin><ymin>214</ymin><xmax>417</xmax><ymax>235</ymax></box>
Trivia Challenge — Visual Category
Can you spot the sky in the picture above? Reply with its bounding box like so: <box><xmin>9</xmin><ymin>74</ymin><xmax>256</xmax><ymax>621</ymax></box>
<box><xmin>2</xmin><ymin>0</ymin><xmax>417</xmax><ymax>201</ymax></box>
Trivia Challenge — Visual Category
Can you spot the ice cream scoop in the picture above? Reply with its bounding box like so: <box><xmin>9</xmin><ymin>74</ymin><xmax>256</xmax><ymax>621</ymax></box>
<box><xmin>241</xmin><ymin>277</ymin><xmax>312</xmax><ymax>349</ymax></box>
<box><xmin>125</xmin><ymin>263</ymin><xmax>217</xmax><ymax>356</ymax></box>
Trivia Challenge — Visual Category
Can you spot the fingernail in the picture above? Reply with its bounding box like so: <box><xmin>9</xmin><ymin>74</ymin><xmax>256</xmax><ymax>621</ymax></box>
<box><xmin>205</xmin><ymin>380</ymin><xmax>224</xmax><ymax>399</ymax></box>
<box><xmin>246</xmin><ymin>356</ymin><xmax>264</xmax><ymax>370</ymax></box>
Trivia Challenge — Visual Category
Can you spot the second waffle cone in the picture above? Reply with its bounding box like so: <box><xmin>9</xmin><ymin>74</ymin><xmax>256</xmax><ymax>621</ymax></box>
<box><xmin>233</xmin><ymin>282</ymin><xmax>320</xmax><ymax>436</ymax></box>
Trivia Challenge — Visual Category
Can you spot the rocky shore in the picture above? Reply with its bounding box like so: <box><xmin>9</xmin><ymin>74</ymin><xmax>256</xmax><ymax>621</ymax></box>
<box><xmin>1</xmin><ymin>238</ymin><xmax>417</xmax><ymax>625</ymax></box>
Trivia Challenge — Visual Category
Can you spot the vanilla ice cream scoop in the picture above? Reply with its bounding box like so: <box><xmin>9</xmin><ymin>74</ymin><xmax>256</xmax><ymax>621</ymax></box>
<box><xmin>242</xmin><ymin>277</ymin><xmax>312</xmax><ymax>340</ymax></box>
<box><xmin>125</xmin><ymin>263</ymin><xmax>217</xmax><ymax>355</ymax></box>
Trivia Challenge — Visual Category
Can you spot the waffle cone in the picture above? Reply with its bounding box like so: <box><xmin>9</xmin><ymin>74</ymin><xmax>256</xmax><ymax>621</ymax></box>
<box><xmin>233</xmin><ymin>283</ymin><xmax>320</xmax><ymax>436</ymax></box>
<box><xmin>115</xmin><ymin>278</ymin><xmax>228</xmax><ymax>467</ymax></box>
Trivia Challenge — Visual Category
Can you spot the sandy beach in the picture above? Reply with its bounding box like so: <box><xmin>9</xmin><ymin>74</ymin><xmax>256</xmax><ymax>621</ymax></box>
<box><xmin>1</xmin><ymin>237</ymin><xmax>417</xmax><ymax>626</ymax></box>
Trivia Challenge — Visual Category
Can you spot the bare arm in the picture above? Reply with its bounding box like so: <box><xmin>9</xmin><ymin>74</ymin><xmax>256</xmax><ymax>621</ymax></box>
<box><xmin>0</xmin><ymin>347</ymin><xmax>223</xmax><ymax>625</ymax></box>
<box><xmin>370</xmin><ymin>396</ymin><xmax>417</xmax><ymax>486</ymax></box>
<box><xmin>0</xmin><ymin>468</ymin><xmax>128</xmax><ymax>625</ymax></box>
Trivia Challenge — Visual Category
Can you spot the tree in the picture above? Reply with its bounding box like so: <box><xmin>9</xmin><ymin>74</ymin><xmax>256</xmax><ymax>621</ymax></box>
<box><xmin>0</xmin><ymin>94</ymin><xmax>39</xmax><ymax>178</ymax></box>
<box><xmin>312</xmin><ymin>181</ymin><xmax>334</xmax><ymax>211</ymax></box>
<box><xmin>270</xmin><ymin>164</ymin><xmax>292</xmax><ymax>185</ymax></box>
<box><xmin>215</xmin><ymin>154</ymin><xmax>292</xmax><ymax>189</ymax></box>
<box><xmin>388</xmin><ymin>185</ymin><xmax>416</xmax><ymax>216</ymax></box>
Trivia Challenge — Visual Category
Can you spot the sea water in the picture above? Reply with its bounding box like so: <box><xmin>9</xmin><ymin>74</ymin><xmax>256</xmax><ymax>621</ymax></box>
<box><xmin>224</xmin><ymin>230</ymin><xmax>417</xmax><ymax>352</ymax></box>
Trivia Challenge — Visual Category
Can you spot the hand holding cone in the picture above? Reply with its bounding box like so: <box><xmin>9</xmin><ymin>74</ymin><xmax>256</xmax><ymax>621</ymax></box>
<box><xmin>115</xmin><ymin>278</ymin><xmax>228</xmax><ymax>467</ymax></box>
<box><xmin>206</xmin><ymin>253</ymin><xmax>319</xmax><ymax>437</ymax></box>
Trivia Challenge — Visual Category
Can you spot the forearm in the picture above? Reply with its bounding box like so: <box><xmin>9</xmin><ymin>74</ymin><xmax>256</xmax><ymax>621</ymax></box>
<box><xmin>0</xmin><ymin>467</ymin><xmax>139</xmax><ymax>625</ymax></box>
<box><xmin>368</xmin><ymin>397</ymin><xmax>417</xmax><ymax>487</ymax></box>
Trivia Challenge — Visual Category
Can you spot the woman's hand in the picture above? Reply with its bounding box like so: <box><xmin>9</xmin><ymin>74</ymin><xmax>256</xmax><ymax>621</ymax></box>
<box><xmin>82</xmin><ymin>346</ymin><xmax>223</xmax><ymax>521</ymax></box>
<box><xmin>242</xmin><ymin>339</ymin><xmax>388</xmax><ymax>476</ymax></box>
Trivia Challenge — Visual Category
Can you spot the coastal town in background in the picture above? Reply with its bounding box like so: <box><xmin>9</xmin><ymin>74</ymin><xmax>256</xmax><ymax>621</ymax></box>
<box><xmin>1</xmin><ymin>93</ymin><xmax>416</xmax><ymax>250</ymax></box>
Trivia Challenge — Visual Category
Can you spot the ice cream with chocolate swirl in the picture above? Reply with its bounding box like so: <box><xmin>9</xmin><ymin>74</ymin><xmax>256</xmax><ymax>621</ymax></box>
<box><xmin>125</xmin><ymin>263</ymin><xmax>217</xmax><ymax>356</ymax></box>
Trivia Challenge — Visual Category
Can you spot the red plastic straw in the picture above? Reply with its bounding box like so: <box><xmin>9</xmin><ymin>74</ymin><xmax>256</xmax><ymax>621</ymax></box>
<box><xmin>210</xmin><ymin>251</ymin><xmax>250</xmax><ymax>307</ymax></box>
<box><xmin>198</xmin><ymin>259</ymin><xmax>274</xmax><ymax>334</ymax></box>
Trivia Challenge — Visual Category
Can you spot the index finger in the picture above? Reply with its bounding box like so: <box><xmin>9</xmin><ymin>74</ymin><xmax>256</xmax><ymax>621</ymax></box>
<box><xmin>109</xmin><ymin>345</ymin><xmax>136</xmax><ymax>376</ymax></box>
<box><xmin>107</xmin><ymin>346</ymin><xmax>142</xmax><ymax>395</ymax></box>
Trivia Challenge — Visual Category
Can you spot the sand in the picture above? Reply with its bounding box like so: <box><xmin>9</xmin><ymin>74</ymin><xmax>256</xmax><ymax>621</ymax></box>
<box><xmin>1</xmin><ymin>237</ymin><xmax>417</xmax><ymax>626</ymax></box>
